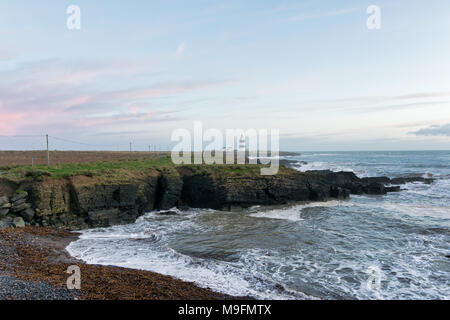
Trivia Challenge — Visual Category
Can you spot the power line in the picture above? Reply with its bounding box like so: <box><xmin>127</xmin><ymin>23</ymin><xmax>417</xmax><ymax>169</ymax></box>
<box><xmin>2</xmin><ymin>133</ymin><xmax>164</xmax><ymax>153</ymax></box>
<box><xmin>48</xmin><ymin>135</ymin><xmax>120</xmax><ymax>148</ymax></box>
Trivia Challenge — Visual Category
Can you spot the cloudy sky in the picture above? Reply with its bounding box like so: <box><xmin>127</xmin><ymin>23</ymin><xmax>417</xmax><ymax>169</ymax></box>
<box><xmin>0</xmin><ymin>0</ymin><xmax>449</xmax><ymax>151</ymax></box>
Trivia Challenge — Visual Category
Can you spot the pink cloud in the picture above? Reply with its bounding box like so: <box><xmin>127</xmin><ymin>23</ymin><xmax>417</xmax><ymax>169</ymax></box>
<box><xmin>0</xmin><ymin>59</ymin><xmax>232</xmax><ymax>138</ymax></box>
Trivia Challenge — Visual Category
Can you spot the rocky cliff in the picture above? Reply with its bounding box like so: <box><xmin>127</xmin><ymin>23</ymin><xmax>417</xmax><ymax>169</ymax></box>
<box><xmin>0</xmin><ymin>165</ymin><xmax>430</xmax><ymax>230</ymax></box>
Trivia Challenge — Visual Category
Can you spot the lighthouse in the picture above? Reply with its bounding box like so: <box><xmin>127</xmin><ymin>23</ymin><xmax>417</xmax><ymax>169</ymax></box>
<box><xmin>239</xmin><ymin>134</ymin><xmax>246</xmax><ymax>152</ymax></box>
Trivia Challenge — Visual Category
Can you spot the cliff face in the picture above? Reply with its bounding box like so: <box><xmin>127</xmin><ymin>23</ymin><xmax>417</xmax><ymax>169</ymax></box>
<box><xmin>0</xmin><ymin>166</ymin><xmax>418</xmax><ymax>230</ymax></box>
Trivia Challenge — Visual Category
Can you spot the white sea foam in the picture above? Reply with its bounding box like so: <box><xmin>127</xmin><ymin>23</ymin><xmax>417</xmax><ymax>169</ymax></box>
<box><xmin>66</xmin><ymin>209</ymin><xmax>312</xmax><ymax>300</ymax></box>
<box><xmin>249</xmin><ymin>201</ymin><xmax>354</xmax><ymax>221</ymax></box>
<box><xmin>292</xmin><ymin>161</ymin><xmax>361</xmax><ymax>175</ymax></box>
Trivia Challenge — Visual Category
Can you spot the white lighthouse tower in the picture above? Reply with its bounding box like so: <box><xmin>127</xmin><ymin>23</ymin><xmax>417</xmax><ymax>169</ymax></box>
<box><xmin>239</xmin><ymin>134</ymin><xmax>246</xmax><ymax>152</ymax></box>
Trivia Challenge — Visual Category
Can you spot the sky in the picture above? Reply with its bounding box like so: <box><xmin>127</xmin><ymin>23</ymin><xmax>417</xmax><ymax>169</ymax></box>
<box><xmin>0</xmin><ymin>0</ymin><xmax>449</xmax><ymax>151</ymax></box>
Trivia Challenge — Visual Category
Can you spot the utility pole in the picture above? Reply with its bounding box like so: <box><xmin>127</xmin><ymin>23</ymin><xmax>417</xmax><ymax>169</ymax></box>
<box><xmin>46</xmin><ymin>134</ymin><xmax>50</xmax><ymax>166</ymax></box>
<box><xmin>129</xmin><ymin>142</ymin><xmax>132</xmax><ymax>152</ymax></box>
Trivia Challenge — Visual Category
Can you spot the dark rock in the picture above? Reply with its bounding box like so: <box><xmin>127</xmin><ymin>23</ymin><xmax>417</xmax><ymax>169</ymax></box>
<box><xmin>307</xmin><ymin>170</ymin><xmax>360</xmax><ymax>185</ymax></box>
<box><xmin>12</xmin><ymin>197</ymin><xmax>27</xmax><ymax>206</ymax></box>
<box><xmin>307</xmin><ymin>170</ymin><xmax>372</xmax><ymax>195</ymax></box>
<box><xmin>0</xmin><ymin>208</ymin><xmax>9</xmax><ymax>217</ymax></box>
<box><xmin>12</xmin><ymin>217</ymin><xmax>25</xmax><ymax>228</ymax></box>
<box><xmin>87</xmin><ymin>208</ymin><xmax>138</xmax><ymax>228</ymax></box>
<box><xmin>362</xmin><ymin>182</ymin><xmax>386</xmax><ymax>195</ymax></box>
<box><xmin>180</xmin><ymin>174</ymin><xmax>227</xmax><ymax>209</ymax></box>
<box><xmin>11</xmin><ymin>191</ymin><xmax>28</xmax><ymax>203</ymax></box>
<box><xmin>11</xmin><ymin>202</ymin><xmax>31</xmax><ymax>213</ymax></box>
<box><xmin>391</xmin><ymin>177</ymin><xmax>434</xmax><ymax>185</ymax></box>
<box><xmin>361</xmin><ymin>177</ymin><xmax>391</xmax><ymax>184</ymax></box>
<box><xmin>156</xmin><ymin>174</ymin><xmax>183</xmax><ymax>210</ymax></box>
<box><xmin>19</xmin><ymin>208</ymin><xmax>35</xmax><ymax>222</ymax></box>
<box><xmin>385</xmin><ymin>186</ymin><xmax>401</xmax><ymax>192</ymax></box>
<box><xmin>329</xmin><ymin>186</ymin><xmax>350</xmax><ymax>199</ymax></box>
<box><xmin>1</xmin><ymin>202</ymin><xmax>11</xmax><ymax>209</ymax></box>
<box><xmin>0</xmin><ymin>196</ymin><xmax>9</xmax><ymax>207</ymax></box>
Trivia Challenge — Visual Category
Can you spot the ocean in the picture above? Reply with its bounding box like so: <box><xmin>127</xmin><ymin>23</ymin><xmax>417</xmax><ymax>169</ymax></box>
<box><xmin>66</xmin><ymin>151</ymin><xmax>450</xmax><ymax>300</ymax></box>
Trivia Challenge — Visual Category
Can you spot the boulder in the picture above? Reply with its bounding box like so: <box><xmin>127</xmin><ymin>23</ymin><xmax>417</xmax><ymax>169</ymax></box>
<box><xmin>19</xmin><ymin>208</ymin><xmax>36</xmax><ymax>222</ymax></box>
<box><xmin>329</xmin><ymin>186</ymin><xmax>350</xmax><ymax>199</ymax></box>
<box><xmin>11</xmin><ymin>202</ymin><xmax>32</xmax><ymax>213</ymax></box>
<box><xmin>0</xmin><ymin>196</ymin><xmax>9</xmax><ymax>207</ymax></box>
<box><xmin>12</xmin><ymin>198</ymin><xmax>27</xmax><ymax>206</ymax></box>
<box><xmin>1</xmin><ymin>202</ymin><xmax>11</xmax><ymax>209</ymax></box>
<box><xmin>361</xmin><ymin>177</ymin><xmax>391</xmax><ymax>184</ymax></box>
<box><xmin>385</xmin><ymin>186</ymin><xmax>401</xmax><ymax>192</ymax></box>
<box><xmin>12</xmin><ymin>217</ymin><xmax>25</xmax><ymax>228</ymax></box>
<box><xmin>391</xmin><ymin>177</ymin><xmax>434</xmax><ymax>185</ymax></box>
<box><xmin>362</xmin><ymin>182</ymin><xmax>387</xmax><ymax>195</ymax></box>
<box><xmin>0</xmin><ymin>208</ymin><xmax>10</xmax><ymax>217</ymax></box>
<box><xmin>11</xmin><ymin>191</ymin><xmax>28</xmax><ymax>203</ymax></box>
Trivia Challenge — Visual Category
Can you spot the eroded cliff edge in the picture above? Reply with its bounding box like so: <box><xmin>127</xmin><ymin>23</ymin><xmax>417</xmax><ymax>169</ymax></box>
<box><xmin>0</xmin><ymin>164</ymin><xmax>428</xmax><ymax>230</ymax></box>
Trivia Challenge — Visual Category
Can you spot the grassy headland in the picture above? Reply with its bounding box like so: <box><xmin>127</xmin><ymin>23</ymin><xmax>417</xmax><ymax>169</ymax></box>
<box><xmin>0</xmin><ymin>154</ymin><xmax>295</xmax><ymax>182</ymax></box>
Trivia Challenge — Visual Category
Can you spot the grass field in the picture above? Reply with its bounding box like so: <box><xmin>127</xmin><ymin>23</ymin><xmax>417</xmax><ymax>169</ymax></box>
<box><xmin>0</xmin><ymin>150</ymin><xmax>297</xmax><ymax>182</ymax></box>
<box><xmin>0</xmin><ymin>151</ymin><xmax>292</xmax><ymax>181</ymax></box>
<box><xmin>0</xmin><ymin>151</ymin><xmax>171</xmax><ymax>166</ymax></box>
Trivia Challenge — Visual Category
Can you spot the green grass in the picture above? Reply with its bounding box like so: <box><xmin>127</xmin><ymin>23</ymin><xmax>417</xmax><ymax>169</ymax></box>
<box><xmin>0</xmin><ymin>156</ymin><xmax>293</xmax><ymax>181</ymax></box>
<box><xmin>1</xmin><ymin>156</ymin><xmax>175</xmax><ymax>181</ymax></box>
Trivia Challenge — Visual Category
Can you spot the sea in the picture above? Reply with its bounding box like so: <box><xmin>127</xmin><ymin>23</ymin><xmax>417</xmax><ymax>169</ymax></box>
<box><xmin>66</xmin><ymin>151</ymin><xmax>450</xmax><ymax>300</ymax></box>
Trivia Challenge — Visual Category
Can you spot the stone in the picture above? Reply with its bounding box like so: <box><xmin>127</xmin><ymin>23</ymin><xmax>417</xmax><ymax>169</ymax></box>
<box><xmin>12</xmin><ymin>217</ymin><xmax>25</xmax><ymax>228</ymax></box>
<box><xmin>12</xmin><ymin>198</ymin><xmax>27</xmax><ymax>206</ymax></box>
<box><xmin>329</xmin><ymin>186</ymin><xmax>350</xmax><ymax>200</ymax></box>
<box><xmin>0</xmin><ymin>196</ymin><xmax>9</xmax><ymax>207</ymax></box>
<box><xmin>88</xmin><ymin>209</ymin><xmax>127</xmax><ymax>228</ymax></box>
<box><xmin>361</xmin><ymin>177</ymin><xmax>391</xmax><ymax>184</ymax></box>
<box><xmin>385</xmin><ymin>186</ymin><xmax>401</xmax><ymax>192</ymax></box>
<box><xmin>391</xmin><ymin>176</ymin><xmax>434</xmax><ymax>185</ymax></box>
<box><xmin>362</xmin><ymin>182</ymin><xmax>386</xmax><ymax>195</ymax></box>
<box><xmin>0</xmin><ymin>208</ymin><xmax>9</xmax><ymax>217</ymax></box>
<box><xmin>11</xmin><ymin>191</ymin><xmax>28</xmax><ymax>203</ymax></box>
<box><xmin>1</xmin><ymin>202</ymin><xmax>11</xmax><ymax>209</ymax></box>
<box><xmin>19</xmin><ymin>208</ymin><xmax>36</xmax><ymax>222</ymax></box>
<box><xmin>11</xmin><ymin>202</ymin><xmax>32</xmax><ymax>213</ymax></box>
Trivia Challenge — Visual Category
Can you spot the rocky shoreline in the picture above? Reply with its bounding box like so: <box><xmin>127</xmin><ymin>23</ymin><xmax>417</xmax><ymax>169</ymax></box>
<box><xmin>0</xmin><ymin>163</ymin><xmax>433</xmax><ymax>230</ymax></box>
<box><xmin>0</xmin><ymin>226</ymin><xmax>236</xmax><ymax>300</ymax></box>
<box><xmin>0</xmin><ymin>161</ymin><xmax>436</xmax><ymax>300</ymax></box>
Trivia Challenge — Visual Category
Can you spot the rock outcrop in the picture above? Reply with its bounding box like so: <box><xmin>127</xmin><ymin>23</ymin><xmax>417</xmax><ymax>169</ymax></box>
<box><xmin>0</xmin><ymin>166</ymin><xmax>434</xmax><ymax>230</ymax></box>
<box><xmin>0</xmin><ymin>191</ymin><xmax>35</xmax><ymax>229</ymax></box>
